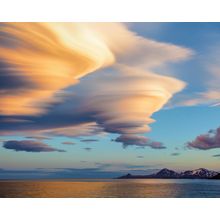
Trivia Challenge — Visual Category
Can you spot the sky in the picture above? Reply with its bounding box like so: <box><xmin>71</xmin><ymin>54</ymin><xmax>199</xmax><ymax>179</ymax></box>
<box><xmin>0</xmin><ymin>22</ymin><xmax>220</xmax><ymax>179</ymax></box>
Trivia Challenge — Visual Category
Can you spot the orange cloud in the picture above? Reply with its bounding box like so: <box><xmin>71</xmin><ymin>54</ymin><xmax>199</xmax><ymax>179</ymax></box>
<box><xmin>0</xmin><ymin>23</ymin><xmax>114</xmax><ymax>115</ymax></box>
<box><xmin>0</xmin><ymin>23</ymin><xmax>193</xmax><ymax>146</ymax></box>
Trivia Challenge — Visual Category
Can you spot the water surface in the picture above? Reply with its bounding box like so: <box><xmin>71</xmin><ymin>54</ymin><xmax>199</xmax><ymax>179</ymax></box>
<box><xmin>0</xmin><ymin>179</ymin><xmax>220</xmax><ymax>198</ymax></box>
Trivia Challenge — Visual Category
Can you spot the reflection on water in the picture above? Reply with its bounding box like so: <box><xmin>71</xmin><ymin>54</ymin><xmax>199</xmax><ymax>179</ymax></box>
<box><xmin>0</xmin><ymin>179</ymin><xmax>220</xmax><ymax>198</ymax></box>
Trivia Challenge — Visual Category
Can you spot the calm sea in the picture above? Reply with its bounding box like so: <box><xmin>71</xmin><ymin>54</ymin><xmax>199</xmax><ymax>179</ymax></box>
<box><xmin>0</xmin><ymin>179</ymin><xmax>220</xmax><ymax>198</ymax></box>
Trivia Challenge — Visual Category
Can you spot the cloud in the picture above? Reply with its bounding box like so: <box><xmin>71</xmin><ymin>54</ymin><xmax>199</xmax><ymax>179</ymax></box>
<box><xmin>187</xmin><ymin>127</ymin><xmax>220</xmax><ymax>150</ymax></box>
<box><xmin>84</xmin><ymin>66</ymin><xmax>186</xmax><ymax>134</ymax></box>
<box><xmin>62</xmin><ymin>141</ymin><xmax>75</xmax><ymax>145</ymax></box>
<box><xmin>0</xmin><ymin>162</ymin><xmax>165</xmax><ymax>179</ymax></box>
<box><xmin>213</xmin><ymin>154</ymin><xmax>220</xmax><ymax>157</ymax></box>
<box><xmin>0</xmin><ymin>166</ymin><xmax>156</xmax><ymax>179</ymax></box>
<box><xmin>171</xmin><ymin>153</ymin><xmax>180</xmax><ymax>156</ymax></box>
<box><xmin>0</xmin><ymin>23</ymin><xmax>192</xmax><ymax>147</ymax></box>
<box><xmin>0</xmin><ymin>168</ymin><xmax>120</xmax><ymax>179</ymax></box>
<box><xmin>83</xmin><ymin>147</ymin><xmax>92</xmax><ymax>151</ymax></box>
<box><xmin>169</xmin><ymin>45</ymin><xmax>220</xmax><ymax>108</ymax></box>
<box><xmin>80</xmin><ymin>139</ymin><xmax>99</xmax><ymax>143</ymax></box>
<box><xmin>0</xmin><ymin>23</ymin><xmax>191</xmax><ymax>116</ymax></box>
<box><xmin>88</xmin><ymin>23</ymin><xmax>192</xmax><ymax>68</ymax></box>
<box><xmin>0</xmin><ymin>23</ymin><xmax>114</xmax><ymax>116</ymax></box>
<box><xmin>62</xmin><ymin>65</ymin><xmax>185</xmax><ymax>147</ymax></box>
<box><xmin>2</xmin><ymin>140</ymin><xmax>65</xmax><ymax>152</ymax></box>
<box><xmin>137</xmin><ymin>156</ymin><xmax>144</xmax><ymax>159</ymax></box>
<box><xmin>44</xmin><ymin>123</ymin><xmax>104</xmax><ymax>138</ymax></box>
<box><xmin>92</xmin><ymin>162</ymin><xmax>162</xmax><ymax>174</ymax></box>
<box><xmin>114</xmin><ymin>134</ymin><xmax>166</xmax><ymax>149</ymax></box>
<box><xmin>25</xmin><ymin>136</ymin><xmax>51</xmax><ymax>140</ymax></box>
<box><xmin>169</xmin><ymin>91</ymin><xmax>220</xmax><ymax>108</ymax></box>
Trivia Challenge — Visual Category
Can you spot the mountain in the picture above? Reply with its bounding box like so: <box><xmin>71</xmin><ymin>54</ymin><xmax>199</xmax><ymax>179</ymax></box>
<box><xmin>211</xmin><ymin>173</ymin><xmax>220</xmax><ymax>179</ymax></box>
<box><xmin>154</xmin><ymin>168</ymin><xmax>180</xmax><ymax>178</ymax></box>
<box><xmin>180</xmin><ymin>168</ymin><xmax>218</xmax><ymax>179</ymax></box>
<box><xmin>118</xmin><ymin>168</ymin><xmax>219</xmax><ymax>179</ymax></box>
<box><xmin>118</xmin><ymin>168</ymin><xmax>180</xmax><ymax>179</ymax></box>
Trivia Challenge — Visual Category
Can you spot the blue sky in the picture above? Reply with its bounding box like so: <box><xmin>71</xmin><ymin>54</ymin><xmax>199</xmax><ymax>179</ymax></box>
<box><xmin>0</xmin><ymin>23</ymin><xmax>220</xmax><ymax>178</ymax></box>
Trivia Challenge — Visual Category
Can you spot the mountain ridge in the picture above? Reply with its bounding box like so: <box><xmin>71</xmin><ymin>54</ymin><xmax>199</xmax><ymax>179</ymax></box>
<box><xmin>118</xmin><ymin>168</ymin><xmax>219</xmax><ymax>179</ymax></box>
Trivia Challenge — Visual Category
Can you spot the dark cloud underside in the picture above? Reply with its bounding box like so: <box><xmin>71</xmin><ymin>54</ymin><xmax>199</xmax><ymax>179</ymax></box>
<box><xmin>2</xmin><ymin>140</ymin><xmax>65</xmax><ymax>152</ymax></box>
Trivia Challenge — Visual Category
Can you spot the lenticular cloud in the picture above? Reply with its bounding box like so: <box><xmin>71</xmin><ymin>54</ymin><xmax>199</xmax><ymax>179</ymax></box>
<box><xmin>0</xmin><ymin>23</ymin><xmax>193</xmax><ymax>147</ymax></box>
<box><xmin>0</xmin><ymin>23</ymin><xmax>114</xmax><ymax>115</ymax></box>
<box><xmin>68</xmin><ymin>66</ymin><xmax>185</xmax><ymax>146</ymax></box>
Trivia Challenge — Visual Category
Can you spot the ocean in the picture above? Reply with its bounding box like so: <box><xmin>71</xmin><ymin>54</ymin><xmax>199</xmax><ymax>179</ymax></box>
<box><xmin>0</xmin><ymin>179</ymin><xmax>220</xmax><ymax>198</ymax></box>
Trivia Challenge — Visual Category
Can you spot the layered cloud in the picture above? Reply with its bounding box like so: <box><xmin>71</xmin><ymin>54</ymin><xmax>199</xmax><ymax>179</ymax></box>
<box><xmin>2</xmin><ymin>140</ymin><xmax>65</xmax><ymax>152</ymax></box>
<box><xmin>114</xmin><ymin>134</ymin><xmax>166</xmax><ymax>149</ymax></box>
<box><xmin>187</xmin><ymin>127</ymin><xmax>220</xmax><ymax>150</ymax></box>
<box><xmin>44</xmin><ymin>122</ymin><xmax>104</xmax><ymax>137</ymax></box>
<box><xmin>74</xmin><ymin>66</ymin><xmax>185</xmax><ymax>137</ymax></box>
<box><xmin>0</xmin><ymin>23</ymin><xmax>114</xmax><ymax>115</ymax></box>
<box><xmin>0</xmin><ymin>23</ymin><xmax>192</xmax><ymax>147</ymax></box>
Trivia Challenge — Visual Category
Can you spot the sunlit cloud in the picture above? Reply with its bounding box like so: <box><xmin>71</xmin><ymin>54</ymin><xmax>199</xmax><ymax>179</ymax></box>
<box><xmin>0</xmin><ymin>23</ymin><xmax>193</xmax><ymax>147</ymax></box>
<box><xmin>44</xmin><ymin>122</ymin><xmax>104</xmax><ymax>137</ymax></box>
<box><xmin>70</xmin><ymin>66</ymin><xmax>186</xmax><ymax>146</ymax></box>
<box><xmin>0</xmin><ymin>23</ymin><xmax>114</xmax><ymax>115</ymax></box>
<box><xmin>187</xmin><ymin>127</ymin><xmax>220</xmax><ymax>150</ymax></box>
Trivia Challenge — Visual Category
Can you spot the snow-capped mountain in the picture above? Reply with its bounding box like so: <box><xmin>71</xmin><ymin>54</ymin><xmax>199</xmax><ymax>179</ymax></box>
<box><xmin>180</xmin><ymin>168</ymin><xmax>218</xmax><ymax>179</ymax></box>
<box><xmin>118</xmin><ymin>168</ymin><xmax>219</xmax><ymax>179</ymax></box>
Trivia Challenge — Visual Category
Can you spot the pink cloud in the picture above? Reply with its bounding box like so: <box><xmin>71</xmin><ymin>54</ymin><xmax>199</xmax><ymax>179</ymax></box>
<box><xmin>187</xmin><ymin>127</ymin><xmax>220</xmax><ymax>150</ymax></box>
